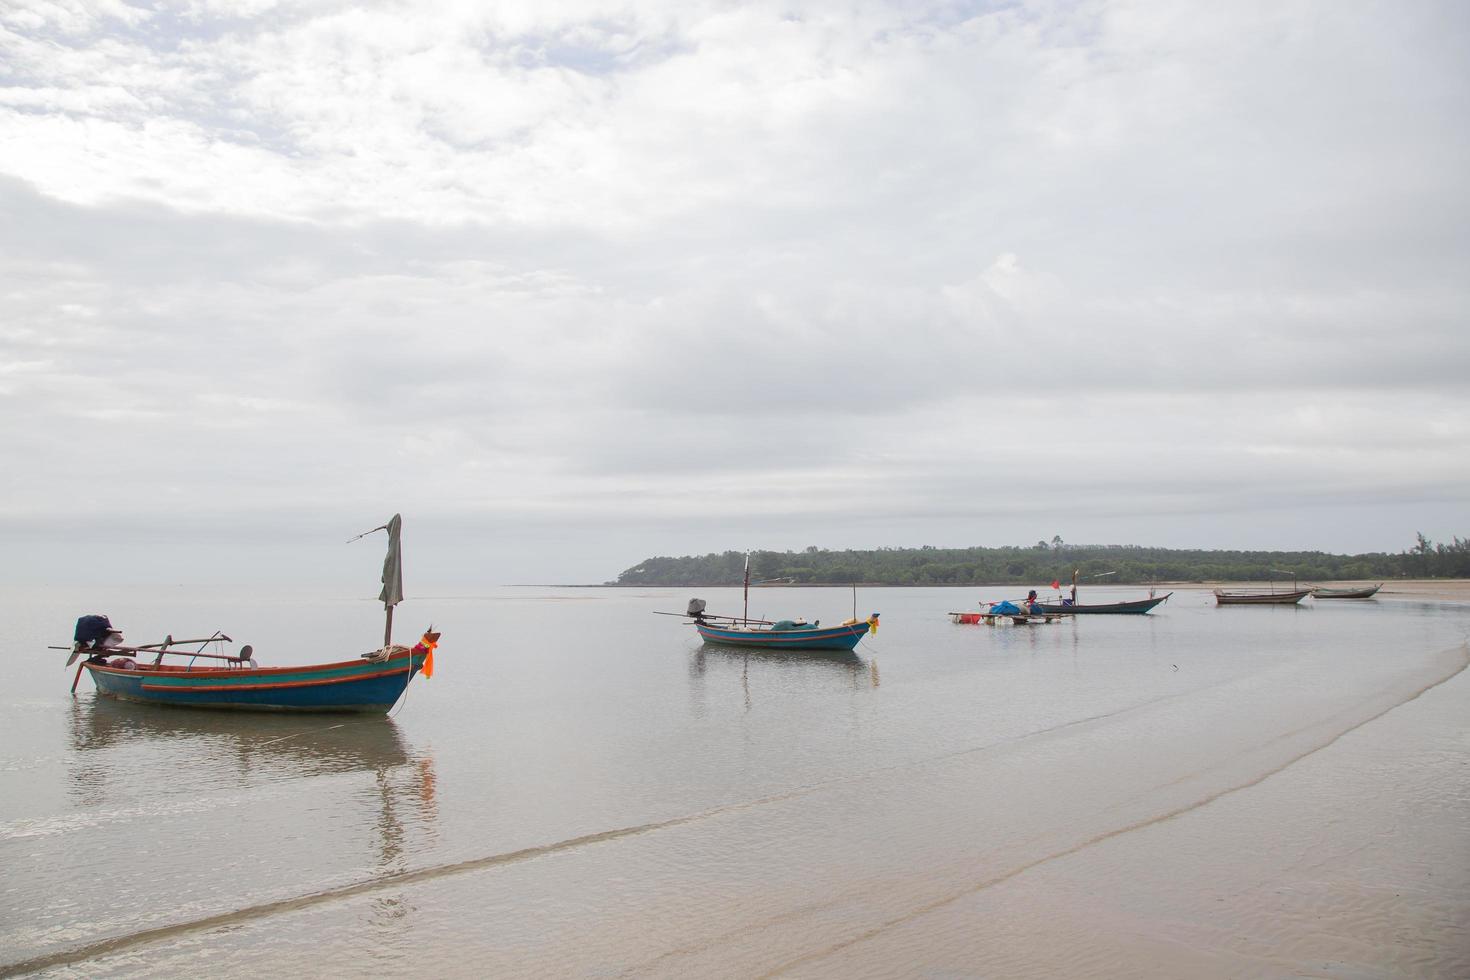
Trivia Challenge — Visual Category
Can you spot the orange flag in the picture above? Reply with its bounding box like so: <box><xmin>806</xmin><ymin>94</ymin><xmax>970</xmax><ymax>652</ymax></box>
<box><xmin>418</xmin><ymin>632</ymin><xmax>438</xmax><ymax>679</ymax></box>
<box><xmin>1050</xmin><ymin>579</ymin><xmax>1060</xmax><ymax>590</ymax></box>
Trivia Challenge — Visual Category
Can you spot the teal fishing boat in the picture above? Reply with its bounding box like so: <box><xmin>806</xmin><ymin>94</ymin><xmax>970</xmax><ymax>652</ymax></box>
<box><xmin>656</xmin><ymin>554</ymin><xmax>878</xmax><ymax>652</ymax></box>
<box><xmin>61</xmin><ymin>515</ymin><xmax>439</xmax><ymax>713</ymax></box>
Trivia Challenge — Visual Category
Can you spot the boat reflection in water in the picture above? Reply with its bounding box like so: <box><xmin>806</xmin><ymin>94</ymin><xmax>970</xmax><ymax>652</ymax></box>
<box><xmin>69</xmin><ymin>696</ymin><xmax>417</xmax><ymax>773</ymax></box>
<box><xmin>689</xmin><ymin>645</ymin><xmax>878</xmax><ymax>712</ymax></box>
<box><xmin>65</xmin><ymin>697</ymin><xmax>438</xmax><ymax>882</ymax></box>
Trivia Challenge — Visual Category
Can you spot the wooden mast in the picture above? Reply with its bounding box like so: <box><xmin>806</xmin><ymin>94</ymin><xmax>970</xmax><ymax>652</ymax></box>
<box><xmin>743</xmin><ymin>552</ymin><xmax>751</xmax><ymax>623</ymax></box>
<box><xmin>350</xmin><ymin>514</ymin><xmax>403</xmax><ymax>649</ymax></box>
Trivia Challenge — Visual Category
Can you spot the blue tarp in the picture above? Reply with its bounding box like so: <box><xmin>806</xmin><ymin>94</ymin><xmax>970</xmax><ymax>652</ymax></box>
<box><xmin>989</xmin><ymin>601</ymin><xmax>1021</xmax><ymax>615</ymax></box>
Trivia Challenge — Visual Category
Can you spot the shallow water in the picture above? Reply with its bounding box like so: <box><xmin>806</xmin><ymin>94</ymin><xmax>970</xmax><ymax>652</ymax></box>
<box><xmin>2</xmin><ymin>586</ymin><xmax>1467</xmax><ymax>977</ymax></box>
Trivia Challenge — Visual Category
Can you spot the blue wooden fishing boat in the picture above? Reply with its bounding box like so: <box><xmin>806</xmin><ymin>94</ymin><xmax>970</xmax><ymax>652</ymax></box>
<box><xmin>77</xmin><ymin>641</ymin><xmax>435</xmax><ymax>712</ymax></box>
<box><xmin>657</xmin><ymin>562</ymin><xmax>878</xmax><ymax>652</ymax></box>
<box><xmin>693</xmin><ymin>618</ymin><xmax>874</xmax><ymax>651</ymax></box>
<box><xmin>61</xmin><ymin>514</ymin><xmax>440</xmax><ymax>713</ymax></box>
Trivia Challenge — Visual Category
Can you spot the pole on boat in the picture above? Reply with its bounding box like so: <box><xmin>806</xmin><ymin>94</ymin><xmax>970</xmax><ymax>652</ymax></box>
<box><xmin>742</xmin><ymin>552</ymin><xmax>751</xmax><ymax>623</ymax></box>
<box><xmin>740</xmin><ymin>555</ymin><xmax>752</xmax><ymax>625</ymax></box>
<box><xmin>350</xmin><ymin>513</ymin><xmax>403</xmax><ymax>648</ymax></box>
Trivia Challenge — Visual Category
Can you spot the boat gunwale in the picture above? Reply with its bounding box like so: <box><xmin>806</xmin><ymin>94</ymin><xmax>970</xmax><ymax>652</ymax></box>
<box><xmin>138</xmin><ymin>663</ymin><xmax>417</xmax><ymax>693</ymax></box>
<box><xmin>80</xmin><ymin>651</ymin><xmax>418</xmax><ymax>680</ymax></box>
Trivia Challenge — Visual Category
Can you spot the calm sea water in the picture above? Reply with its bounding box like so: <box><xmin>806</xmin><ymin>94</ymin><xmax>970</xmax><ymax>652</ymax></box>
<box><xmin>2</xmin><ymin>586</ymin><xmax>1467</xmax><ymax>977</ymax></box>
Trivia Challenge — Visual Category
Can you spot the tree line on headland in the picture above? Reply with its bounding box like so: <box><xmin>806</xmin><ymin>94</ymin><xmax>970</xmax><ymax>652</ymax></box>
<box><xmin>612</xmin><ymin>533</ymin><xmax>1470</xmax><ymax>586</ymax></box>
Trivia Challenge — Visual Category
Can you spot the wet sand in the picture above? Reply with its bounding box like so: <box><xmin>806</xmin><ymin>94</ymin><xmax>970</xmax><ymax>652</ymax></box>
<box><xmin>804</xmin><ymin>641</ymin><xmax>1470</xmax><ymax>978</ymax></box>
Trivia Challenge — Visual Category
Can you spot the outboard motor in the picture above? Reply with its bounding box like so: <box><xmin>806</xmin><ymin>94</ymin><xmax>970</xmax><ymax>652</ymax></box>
<box><xmin>686</xmin><ymin>598</ymin><xmax>707</xmax><ymax>619</ymax></box>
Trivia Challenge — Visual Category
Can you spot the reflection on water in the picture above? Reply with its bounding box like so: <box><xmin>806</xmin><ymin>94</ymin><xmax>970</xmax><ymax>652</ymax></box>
<box><xmin>691</xmin><ymin>644</ymin><xmax>868</xmax><ymax>673</ymax></box>
<box><xmin>688</xmin><ymin>645</ymin><xmax>877</xmax><ymax>711</ymax></box>
<box><xmin>68</xmin><ymin>696</ymin><xmax>415</xmax><ymax>779</ymax></box>
<box><xmin>56</xmin><ymin>696</ymin><xmax>438</xmax><ymax>897</ymax></box>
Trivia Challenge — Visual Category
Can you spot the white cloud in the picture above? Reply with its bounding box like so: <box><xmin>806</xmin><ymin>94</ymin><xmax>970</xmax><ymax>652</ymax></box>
<box><xmin>1</xmin><ymin>0</ymin><xmax>1467</xmax><ymax>583</ymax></box>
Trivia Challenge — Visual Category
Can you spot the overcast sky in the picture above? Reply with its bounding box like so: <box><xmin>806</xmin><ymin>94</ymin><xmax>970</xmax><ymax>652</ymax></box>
<box><xmin>2</xmin><ymin>0</ymin><xmax>1467</xmax><ymax>587</ymax></box>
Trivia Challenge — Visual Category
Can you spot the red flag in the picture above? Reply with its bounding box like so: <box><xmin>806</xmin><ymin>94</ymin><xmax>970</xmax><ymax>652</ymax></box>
<box><xmin>1050</xmin><ymin>579</ymin><xmax>1060</xmax><ymax>590</ymax></box>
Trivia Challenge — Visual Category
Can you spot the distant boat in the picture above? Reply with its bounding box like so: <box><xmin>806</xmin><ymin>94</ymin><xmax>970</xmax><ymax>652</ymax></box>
<box><xmin>1310</xmin><ymin>584</ymin><xmax>1382</xmax><ymax>599</ymax></box>
<box><xmin>1034</xmin><ymin>571</ymin><xmax>1171</xmax><ymax>614</ymax></box>
<box><xmin>1213</xmin><ymin>588</ymin><xmax>1310</xmax><ymax>606</ymax></box>
<box><xmin>1215</xmin><ymin>568</ymin><xmax>1312</xmax><ymax>606</ymax></box>
<box><xmin>949</xmin><ymin>609</ymin><xmax>1064</xmax><ymax>625</ymax></box>
<box><xmin>656</xmin><ymin>556</ymin><xmax>878</xmax><ymax>652</ymax></box>
<box><xmin>1037</xmin><ymin>594</ymin><xmax>1172</xmax><ymax>615</ymax></box>
<box><xmin>60</xmin><ymin>514</ymin><xmax>440</xmax><ymax>713</ymax></box>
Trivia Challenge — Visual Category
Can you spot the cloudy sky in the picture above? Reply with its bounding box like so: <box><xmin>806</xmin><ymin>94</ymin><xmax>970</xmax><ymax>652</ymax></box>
<box><xmin>2</xmin><ymin>0</ymin><xmax>1467</xmax><ymax>587</ymax></box>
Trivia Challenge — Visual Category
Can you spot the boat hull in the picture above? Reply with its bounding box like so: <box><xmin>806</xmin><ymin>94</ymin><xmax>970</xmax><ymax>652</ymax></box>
<box><xmin>1213</xmin><ymin>589</ymin><xmax>1310</xmax><ymax>606</ymax></box>
<box><xmin>1310</xmin><ymin>585</ymin><xmax>1381</xmax><ymax>599</ymax></box>
<box><xmin>695</xmin><ymin>621</ymin><xmax>870</xmax><ymax>651</ymax></box>
<box><xmin>83</xmin><ymin>650</ymin><xmax>427</xmax><ymax>713</ymax></box>
<box><xmin>1037</xmin><ymin>593</ymin><xmax>1171</xmax><ymax>615</ymax></box>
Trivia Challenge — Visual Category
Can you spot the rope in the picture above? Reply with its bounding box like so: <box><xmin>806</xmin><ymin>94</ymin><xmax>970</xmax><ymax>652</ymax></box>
<box><xmin>184</xmin><ymin>631</ymin><xmax>226</xmax><ymax>671</ymax></box>
<box><xmin>257</xmin><ymin>723</ymin><xmax>347</xmax><ymax>748</ymax></box>
<box><xmin>388</xmin><ymin>653</ymin><xmax>415</xmax><ymax>718</ymax></box>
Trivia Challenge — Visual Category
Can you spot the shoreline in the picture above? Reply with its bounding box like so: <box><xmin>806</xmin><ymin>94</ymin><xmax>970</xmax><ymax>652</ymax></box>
<box><xmin>538</xmin><ymin>579</ymin><xmax>1470</xmax><ymax>603</ymax></box>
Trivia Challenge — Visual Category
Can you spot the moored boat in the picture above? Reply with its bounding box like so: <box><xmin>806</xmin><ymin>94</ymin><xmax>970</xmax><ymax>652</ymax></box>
<box><xmin>79</xmin><ymin>642</ymin><xmax>435</xmax><ymax>712</ymax></box>
<box><xmin>1310</xmin><ymin>584</ymin><xmax>1382</xmax><ymax>599</ymax></box>
<box><xmin>950</xmin><ymin>595</ymin><xmax>1066</xmax><ymax>625</ymax></box>
<box><xmin>693</xmin><ymin>618</ymin><xmax>874</xmax><ymax>651</ymax></box>
<box><xmin>1213</xmin><ymin>588</ymin><xmax>1310</xmax><ymax>606</ymax></box>
<box><xmin>949</xmin><ymin>609</ymin><xmax>1063</xmax><ymax>625</ymax></box>
<box><xmin>1037</xmin><ymin>571</ymin><xmax>1171</xmax><ymax>614</ymax></box>
<box><xmin>656</xmin><ymin>555</ymin><xmax>879</xmax><ymax>652</ymax></box>
<box><xmin>61</xmin><ymin>514</ymin><xmax>441</xmax><ymax>713</ymax></box>
<box><xmin>1037</xmin><ymin>593</ymin><xmax>1171</xmax><ymax>615</ymax></box>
